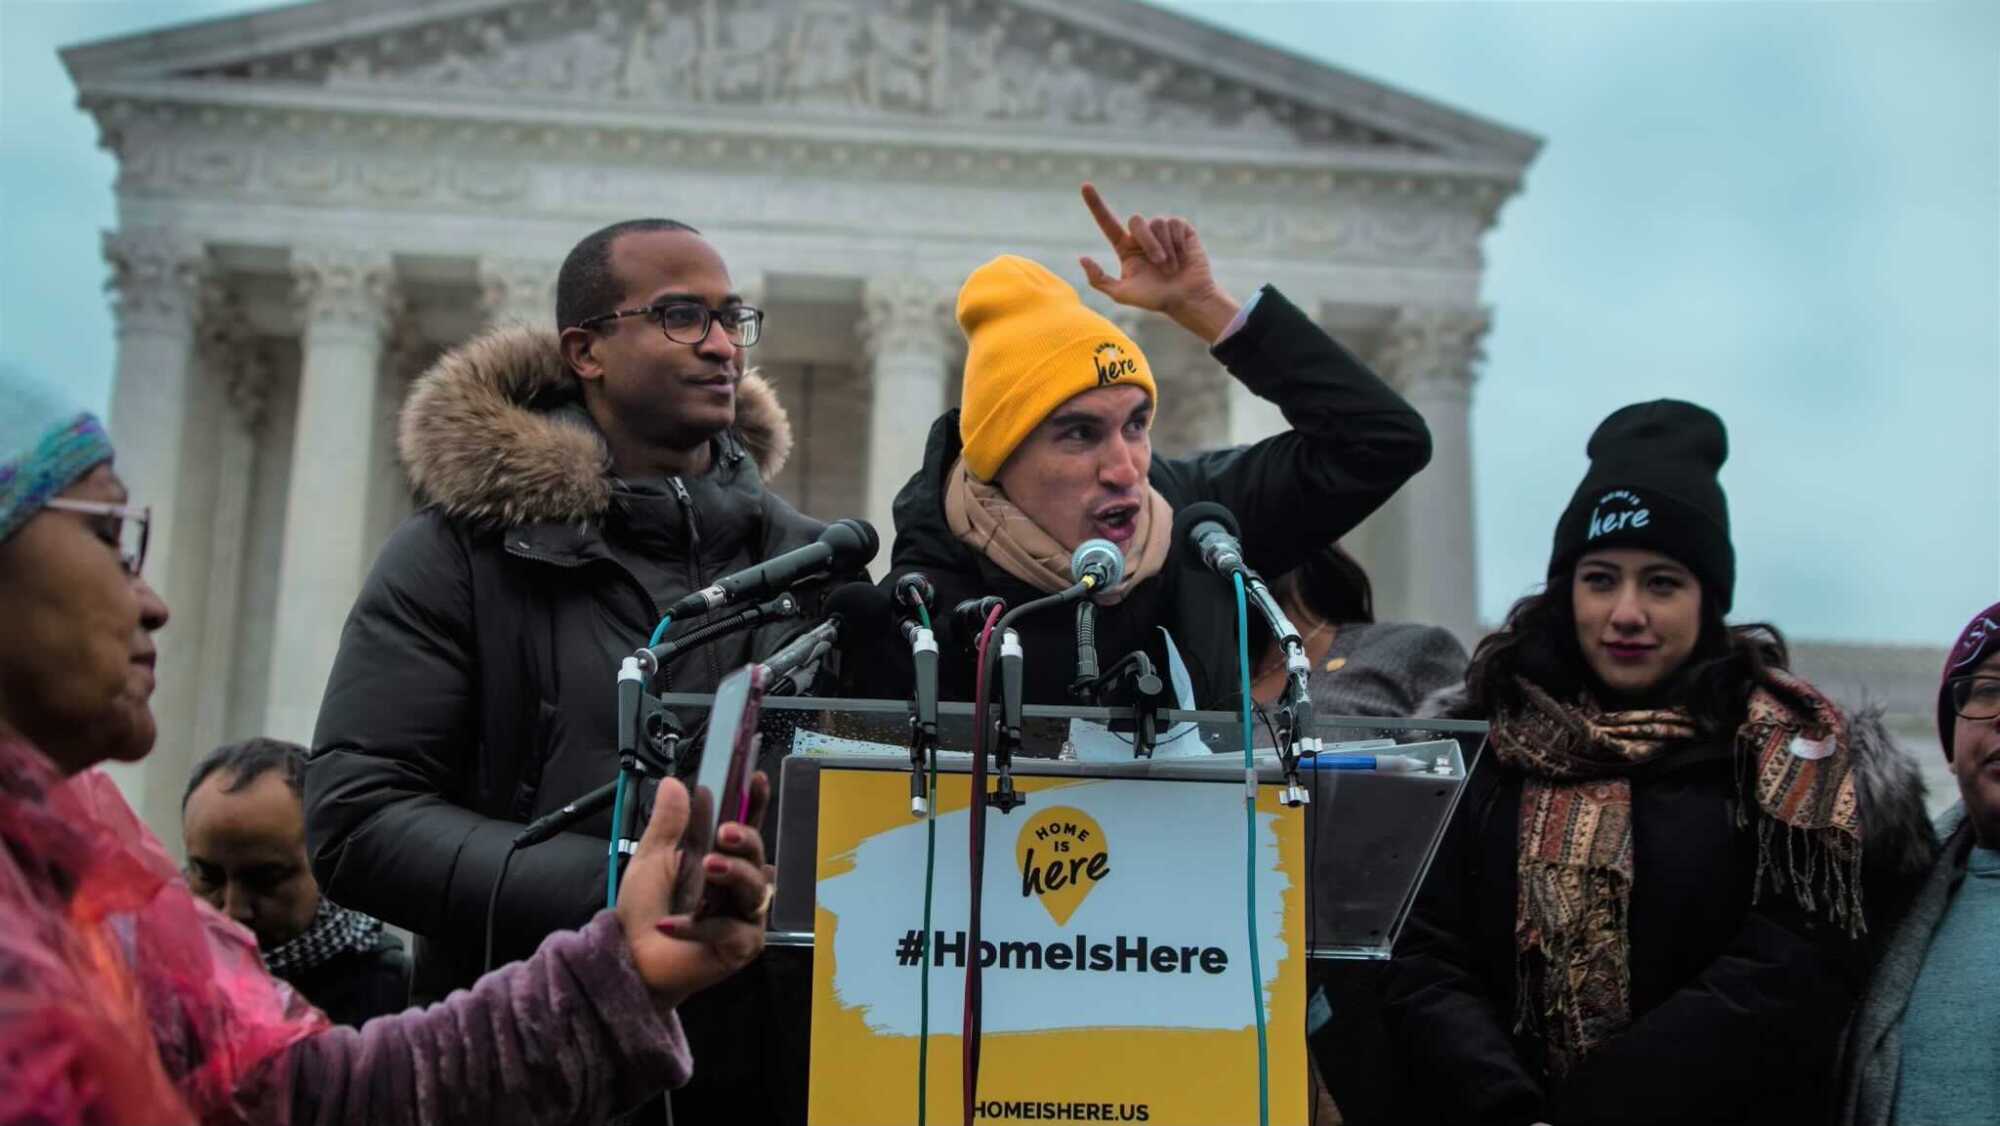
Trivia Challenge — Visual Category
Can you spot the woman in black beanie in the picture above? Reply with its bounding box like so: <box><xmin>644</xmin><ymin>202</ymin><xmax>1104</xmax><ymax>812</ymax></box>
<box><xmin>1380</xmin><ymin>400</ymin><xmax>1933</xmax><ymax>1126</ymax></box>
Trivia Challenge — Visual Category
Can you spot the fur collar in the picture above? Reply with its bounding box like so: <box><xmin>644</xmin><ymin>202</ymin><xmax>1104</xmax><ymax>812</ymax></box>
<box><xmin>396</xmin><ymin>324</ymin><xmax>793</xmax><ymax>526</ymax></box>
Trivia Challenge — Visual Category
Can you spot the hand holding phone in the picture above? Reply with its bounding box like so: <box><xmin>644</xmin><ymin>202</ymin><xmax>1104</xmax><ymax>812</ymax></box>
<box><xmin>682</xmin><ymin>665</ymin><xmax>770</xmax><ymax>921</ymax></box>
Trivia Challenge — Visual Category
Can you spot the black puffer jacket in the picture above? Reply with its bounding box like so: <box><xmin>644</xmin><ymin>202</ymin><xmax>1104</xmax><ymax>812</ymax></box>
<box><xmin>302</xmin><ymin>325</ymin><xmax>831</xmax><ymax>1121</ymax></box>
<box><xmin>876</xmin><ymin>287</ymin><xmax>1432</xmax><ymax>707</ymax></box>
<box><xmin>1381</xmin><ymin>687</ymin><xmax>1935</xmax><ymax>1126</ymax></box>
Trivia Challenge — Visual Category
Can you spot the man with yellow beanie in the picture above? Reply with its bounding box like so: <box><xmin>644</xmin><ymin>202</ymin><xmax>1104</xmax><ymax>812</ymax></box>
<box><xmin>879</xmin><ymin>185</ymin><xmax>1433</xmax><ymax>707</ymax></box>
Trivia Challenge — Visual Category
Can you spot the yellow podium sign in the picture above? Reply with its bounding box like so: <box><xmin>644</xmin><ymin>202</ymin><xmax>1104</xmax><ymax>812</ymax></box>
<box><xmin>808</xmin><ymin>768</ymin><xmax>1307</xmax><ymax>1125</ymax></box>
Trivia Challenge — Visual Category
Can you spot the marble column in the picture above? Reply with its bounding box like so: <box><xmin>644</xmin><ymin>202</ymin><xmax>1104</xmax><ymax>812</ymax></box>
<box><xmin>263</xmin><ymin>249</ymin><xmax>400</xmax><ymax>744</ymax></box>
<box><xmin>190</xmin><ymin>312</ymin><xmax>272</xmax><ymax>764</ymax></box>
<box><xmin>859</xmin><ymin>277</ymin><xmax>954</xmax><ymax>568</ymax></box>
<box><xmin>478</xmin><ymin>257</ymin><xmax>558</xmax><ymax>330</ymax></box>
<box><xmin>98</xmin><ymin>229</ymin><xmax>215</xmax><ymax>825</ymax></box>
<box><xmin>1373</xmin><ymin>305</ymin><xmax>1491</xmax><ymax>647</ymax></box>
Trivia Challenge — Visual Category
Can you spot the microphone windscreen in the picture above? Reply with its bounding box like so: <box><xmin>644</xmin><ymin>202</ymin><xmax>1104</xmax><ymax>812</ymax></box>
<box><xmin>894</xmin><ymin>571</ymin><xmax>935</xmax><ymax>613</ymax></box>
<box><xmin>1070</xmin><ymin>538</ymin><xmax>1125</xmax><ymax>587</ymax></box>
<box><xmin>1172</xmin><ymin>501</ymin><xmax>1241</xmax><ymax>547</ymax></box>
<box><xmin>821</xmin><ymin>519</ymin><xmax>882</xmax><ymax>567</ymax></box>
<box><xmin>823</xmin><ymin>580</ymin><xmax>897</xmax><ymax>635</ymax></box>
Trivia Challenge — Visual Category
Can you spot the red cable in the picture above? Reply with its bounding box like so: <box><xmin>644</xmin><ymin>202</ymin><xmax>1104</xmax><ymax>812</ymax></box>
<box><xmin>963</xmin><ymin>603</ymin><xmax>1004</xmax><ymax>1126</ymax></box>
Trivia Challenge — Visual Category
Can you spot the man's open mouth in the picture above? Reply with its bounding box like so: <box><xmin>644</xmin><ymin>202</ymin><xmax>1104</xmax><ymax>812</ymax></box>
<box><xmin>1092</xmin><ymin>502</ymin><xmax>1140</xmax><ymax>539</ymax></box>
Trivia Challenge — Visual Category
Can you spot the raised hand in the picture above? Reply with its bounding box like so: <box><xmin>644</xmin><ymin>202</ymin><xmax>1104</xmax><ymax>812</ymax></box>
<box><xmin>1077</xmin><ymin>182</ymin><xmax>1239</xmax><ymax>341</ymax></box>
<box><xmin>614</xmin><ymin>771</ymin><xmax>773</xmax><ymax>1011</ymax></box>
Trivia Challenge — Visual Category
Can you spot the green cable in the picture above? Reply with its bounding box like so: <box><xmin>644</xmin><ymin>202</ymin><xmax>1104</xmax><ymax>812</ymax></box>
<box><xmin>606</xmin><ymin>769</ymin><xmax>628</xmax><ymax>909</ymax></box>
<box><xmin>1234</xmin><ymin>573</ymin><xmax>1270</xmax><ymax>1126</ymax></box>
<box><xmin>624</xmin><ymin>612</ymin><xmax>672</xmax><ymax>912</ymax></box>
<box><xmin>918</xmin><ymin>720</ymin><xmax>939</xmax><ymax>1123</ymax></box>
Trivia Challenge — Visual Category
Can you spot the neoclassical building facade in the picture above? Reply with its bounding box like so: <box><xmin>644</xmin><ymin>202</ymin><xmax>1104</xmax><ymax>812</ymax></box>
<box><xmin>63</xmin><ymin>0</ymin><xmax>1540</xmax><ymax>836</ymax></box>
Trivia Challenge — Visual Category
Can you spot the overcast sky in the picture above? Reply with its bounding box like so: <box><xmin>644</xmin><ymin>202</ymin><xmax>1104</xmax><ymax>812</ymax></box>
<box><xmin>4</xmin><ymin>0</ymin><xmax>1995</xmax><ymax>645</ymax></box>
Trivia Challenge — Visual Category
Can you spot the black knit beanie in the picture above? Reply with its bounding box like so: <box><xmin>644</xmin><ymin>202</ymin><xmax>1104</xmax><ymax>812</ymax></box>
<box><xmin>1549</xmin><ymin>400</ymin><xmax>1736</xmax><ymax>612</ymax></box>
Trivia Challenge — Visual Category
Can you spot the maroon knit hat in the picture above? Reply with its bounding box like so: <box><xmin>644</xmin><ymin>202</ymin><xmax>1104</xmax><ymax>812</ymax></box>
<box><xmin>1940</xmin><ymin>600</ymin><xmax>2000</xmax><ymax>760</ymax></box>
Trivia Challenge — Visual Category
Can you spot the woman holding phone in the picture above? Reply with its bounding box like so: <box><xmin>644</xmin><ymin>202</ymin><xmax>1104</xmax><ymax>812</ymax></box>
<box><xmin>0</xmin><ymin>371</ymin><xmax>773</xmax><ymax>1125</ymax></box>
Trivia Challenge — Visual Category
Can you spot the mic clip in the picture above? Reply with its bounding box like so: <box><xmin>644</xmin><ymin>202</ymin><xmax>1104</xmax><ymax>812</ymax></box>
<box><xmin>1084</xmin><ymin>650</ymin><xmax>1167</xmax><ymax>759</ymax></box>
<box><xmin>992</xmin><ymin>628</ymin><xmax>1028</xmax><ymax>814</ymax></box>
<box><xmin>1271</xmin><ymin>647</ymin><xmax>1316</xmax><ymax>807</ymax></box>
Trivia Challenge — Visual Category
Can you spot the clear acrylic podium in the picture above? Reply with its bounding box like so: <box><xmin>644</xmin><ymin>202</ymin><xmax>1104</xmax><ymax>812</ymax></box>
<box><xmin>657</xmin><ymin>692</ymin><xmax>1486</xmax><ymax>1124</ymax></box>
<box><xmin>655</xmin><ymin>693</ymin><xmax>1488</xmax><ymax>960</ymax></box>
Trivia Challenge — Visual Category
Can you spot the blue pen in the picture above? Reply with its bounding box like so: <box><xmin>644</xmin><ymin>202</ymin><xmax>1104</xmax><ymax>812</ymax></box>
<box><xmin>1300</xmin><ymin>754</ymin><xmax>1424</xmax><ymax>774</ymax></box>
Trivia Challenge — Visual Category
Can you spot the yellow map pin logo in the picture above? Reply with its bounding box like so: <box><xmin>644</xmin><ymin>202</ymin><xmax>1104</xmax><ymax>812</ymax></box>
<box><xmin>1016</xmin><ymin>806</ymin><xmax>1111</xmax><ymax>927</ymax></box>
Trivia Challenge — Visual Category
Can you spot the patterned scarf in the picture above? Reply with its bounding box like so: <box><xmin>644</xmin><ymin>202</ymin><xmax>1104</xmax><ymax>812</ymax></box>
<box><xmin>1490</xmin><ymin>667</ymin><xmax>1863</xmax><ymax>1076</ymax></box>
<box><xmin>942</xmin><ymin>455</ymin><xmax>1171</xmax><ymax>605</ymax></box>
<box><xmin>262</xmin><ymin>898</ymin><xmax>384</xmax><ymax>978</ymax></box>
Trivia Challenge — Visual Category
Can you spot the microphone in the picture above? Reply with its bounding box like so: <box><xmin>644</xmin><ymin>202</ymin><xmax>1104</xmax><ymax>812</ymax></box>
<box><xmin>664</xmin><ymin>518</ymin><xmax>879</xmax><ymax>621</ymax></box>
<box><xmin>952</xmin><ymin>597</ymin><xmax>1007</xmax><ymax>649</ymax></box>
<box><xmin>894</xmin><ymin>573</ymin><xmax>940</xmax><ymax>816</ymax></box>
<box><xmin>1176</xmin><ymin>504</ymin><xmax>1314</xmax><ymax>804</ymax></box>
<box><xmin>639</xmin><ymin>592</ymin><xmax>802</xmax><ymax>680</ymax></box>
<box><xmin>1067</xmin><ymin>540</ymin><xmax>1121</xmax><ymax>698</ymax></box>
<box><xmin>894</xmin><ymin>572</ymin><xmax>936</xmax><ymax>627</ymax></box>
<box><xmin>1069</xmin><ymin>538</ymin><xmax>1124</xmax><ymax>596</ymax></box>
<box><xmin>760</xmin><ymin>581</ymin><xmax>892</xmax><ymax>695</ymax></box>
<box><xmin>516</xmin><ymin>782</ymin><xmax>620</xmax><ymax>847</ymax></box>
<box><xmin>1175</xmin><ymin>501</ymin><xmax>1251</xmax><ymax>582</ymax></box>
<box><xmin>994</xmin><ymin>628</ymin><xmax>1027</xmax><ymax>812</ymax></box>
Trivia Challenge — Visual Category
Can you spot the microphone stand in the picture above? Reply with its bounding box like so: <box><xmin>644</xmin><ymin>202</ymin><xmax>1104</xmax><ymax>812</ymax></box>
<box><xmin>554</xmin><ymin>596</ymin><xmax>807</xmax><ymax>905</ymax></box>
<box><xmin>907</xmin><ymin>623</ymin><xmax>940</xmax><ymax>816</ymax></box>
<box><xmin>994</xmin><ymin>629</ymin><xmax>1027</xmax><ymax>812</ymax></box>
<box><xmin>1241</xmin><ymin>574</ymin><xmax>1315</xmax><ymax>807</ymax></box>
<box><xmin>604</xmin><ymin>660</ymin><xmax>692</xmax><ymax>908</ymax></box>
<box><xmin>1076</xmin><ymin>650</ymin><xmax>1167</xmax><ymax>758</ymax></box>
<box><xmin>634</xmin><ymin>592</ymin><xmax>801</xmax><ymax>684</ymax></box>
<box><xmin>976</xmin><ymin>583</ymin><xmax>1094</xmax><ymax>811</ymax></box>
<box><xmin>1070</xmin><ymin>601</ymin><xmax>1100</xmax><ymax>700</ymax></box>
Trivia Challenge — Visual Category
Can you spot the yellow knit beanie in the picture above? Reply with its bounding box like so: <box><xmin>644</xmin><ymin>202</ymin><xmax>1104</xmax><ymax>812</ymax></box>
<box><xmin>955</xmin><ymin>255</ymin><xmax>1157</xmax><ymax>481</ymax></box>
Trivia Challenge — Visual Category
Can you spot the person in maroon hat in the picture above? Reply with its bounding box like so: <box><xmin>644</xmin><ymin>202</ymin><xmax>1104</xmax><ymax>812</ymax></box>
<box><xmin>1838</xmin><ymin>601</ymin><xmax>2000</xmax><ymax>1126</ymax></box>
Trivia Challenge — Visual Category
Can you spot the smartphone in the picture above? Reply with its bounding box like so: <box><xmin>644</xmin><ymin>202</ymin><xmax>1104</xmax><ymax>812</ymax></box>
<box><xmin>690</xmin><ymin>663</ymin><xmax>765</xmax><ymax>832</ymax></box>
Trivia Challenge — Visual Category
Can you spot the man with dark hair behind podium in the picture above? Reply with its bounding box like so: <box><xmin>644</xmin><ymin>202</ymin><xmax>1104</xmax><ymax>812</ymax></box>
<box><xmin>305</xmin><ymin>218</ymin><xmax>835</xmax><ymax>1123</ymax></box>
<box><xmin>877</xmin><ymin>185</ymin><xmax>1433</xmax><ymax>709</ymax></box>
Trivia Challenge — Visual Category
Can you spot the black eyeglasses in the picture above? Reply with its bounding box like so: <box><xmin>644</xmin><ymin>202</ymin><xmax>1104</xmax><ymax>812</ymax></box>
<box><xmin>44</xmin><ymin>497</ymin><xmax>151</xmax><ymax>577</ymax></box>
<box><xmin>576</xmin><ymin>300</ymin><xmax>764</xmax><ymax>348</ymax></box>
<box><xmin>1949</xmin><ymin>675</ymin><xmax>2000</xmax><ymax>722</ymax></box>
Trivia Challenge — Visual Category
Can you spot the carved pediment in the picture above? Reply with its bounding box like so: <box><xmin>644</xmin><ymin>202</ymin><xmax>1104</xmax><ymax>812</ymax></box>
<box><xmin>172</xmin><ymin>0</ymin><xmax>1434</xmax><ymax>152</ymax></box>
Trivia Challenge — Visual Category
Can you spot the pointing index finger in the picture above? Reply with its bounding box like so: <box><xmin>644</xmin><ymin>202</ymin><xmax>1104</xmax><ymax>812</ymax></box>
<box><xmin>1080</xmin><ymin>183</ymin><xmax>1127</xmax><ymax>247</ymax></box>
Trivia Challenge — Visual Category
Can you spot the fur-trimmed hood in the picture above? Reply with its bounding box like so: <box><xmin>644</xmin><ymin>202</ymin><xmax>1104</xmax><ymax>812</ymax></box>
<box><xmin>397</xmin><ymin>324</ymin><xmax>794</xmax><ymax>527</ymax></box>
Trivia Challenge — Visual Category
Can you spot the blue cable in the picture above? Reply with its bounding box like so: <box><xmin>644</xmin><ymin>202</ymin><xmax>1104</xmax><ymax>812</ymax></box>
<box><xmin>606</xmin><ymin>770</ymin><xmax>629</xmax><ymax>909</ymax></box>
<box><xmin>1233</xmin><ymin>573</ymin><xmax>1270</xmax><ymax>1126</ymax></box>
<box><xmin>647</xmin><ymin>613</ymin><xmax>674</xmax><ymax>649</ymax></box>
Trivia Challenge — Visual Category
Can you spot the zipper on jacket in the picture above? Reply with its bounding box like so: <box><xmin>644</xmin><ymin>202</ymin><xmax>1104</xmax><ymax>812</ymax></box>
<box><xmin>668</xmin><ymin>476</ymin><xmax>724</xmax><ymax>686</ymax></box>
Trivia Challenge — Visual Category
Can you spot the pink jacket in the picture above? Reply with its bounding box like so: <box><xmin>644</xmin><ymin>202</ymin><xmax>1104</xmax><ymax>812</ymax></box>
<box><xmin>0</xmin><ymin>736</ymin><xmax>690</xmax><ymax>1125</ymax></box>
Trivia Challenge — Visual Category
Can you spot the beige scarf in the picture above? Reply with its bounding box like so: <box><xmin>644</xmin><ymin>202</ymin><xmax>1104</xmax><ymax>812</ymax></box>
<box><xmin>943</xmin><ymin>457</ymin><xmax>1171</xmax><ymax>605</ymax></box>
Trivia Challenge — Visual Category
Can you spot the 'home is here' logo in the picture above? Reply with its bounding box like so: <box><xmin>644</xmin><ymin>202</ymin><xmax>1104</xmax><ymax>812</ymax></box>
<box><xmin>1017</xmin><ymin>806</ymin><xmax>1110</xmax><ymax>926</ymax></box>
<box><xmin>1587</xmin><ymin>489</ymin><xmax>1651</xmax><ymax>540</ymax></box>
<box><xmin>1092</xmin><ymin>341</ymin><xmax>1138</xmax><ymax>387</ymax></box>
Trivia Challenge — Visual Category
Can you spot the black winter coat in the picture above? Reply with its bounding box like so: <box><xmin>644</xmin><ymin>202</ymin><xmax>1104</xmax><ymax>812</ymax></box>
<box><xmin>875</xmin><ymin>287</ymin><xmax>1432</xmax><ymax>708</ymax></box>
<box><xmin>302</xmin><ymin>326</ymin><xmax>831</xmax><ymax>1123</ymax></box>
<box><xmin>280</xmin><ymin>930</ymin><xmax>411</xmax><ymax>1029</ymax></box>
<box><xmin>1381</xmin><ymin>690</ymin><xmax>1932</xmax><ymax>1126</ymax></box>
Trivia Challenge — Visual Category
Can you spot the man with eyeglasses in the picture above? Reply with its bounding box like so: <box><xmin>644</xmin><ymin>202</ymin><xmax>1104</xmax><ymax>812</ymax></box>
<box><xmin>305</xmin><ymin>218</ymin><xmax>839</xmax><ymax>1124</ymax></box>
<box><xmin>1838</xmin><ymin>601</ymin><xmax>2000</xmax><ymax>1126</ymax></box>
